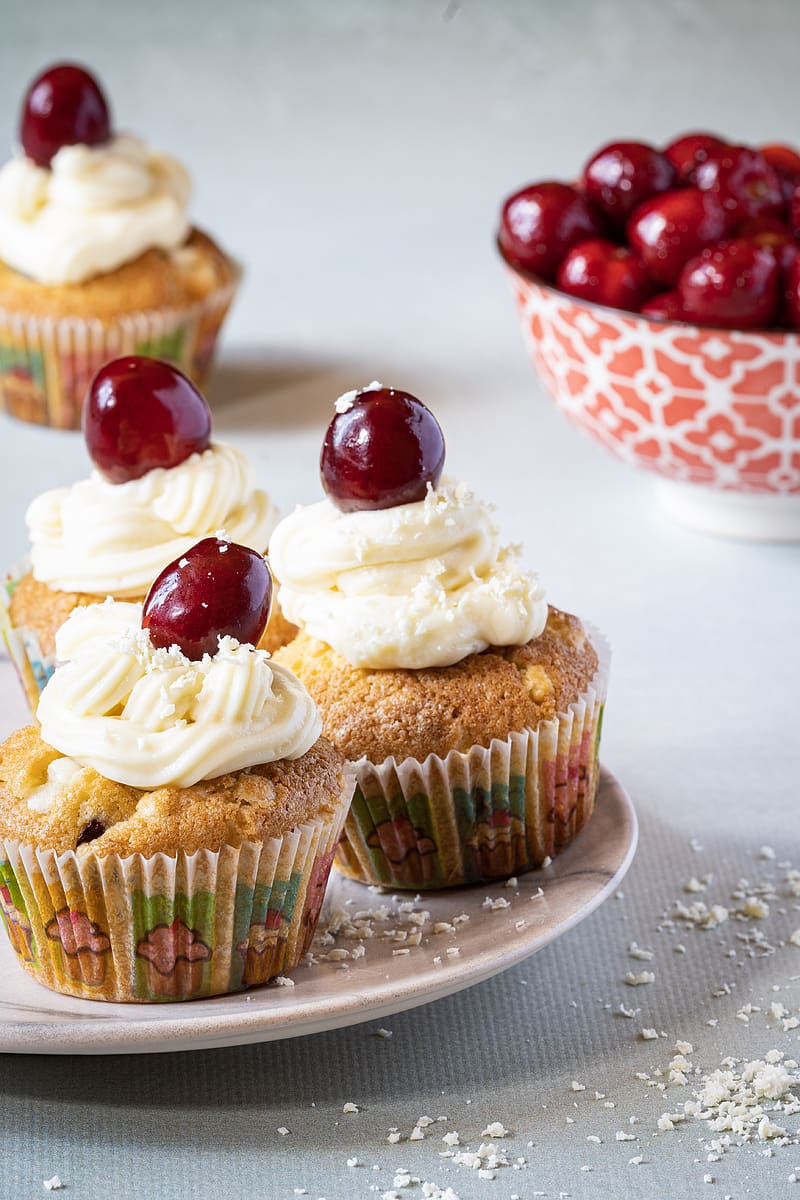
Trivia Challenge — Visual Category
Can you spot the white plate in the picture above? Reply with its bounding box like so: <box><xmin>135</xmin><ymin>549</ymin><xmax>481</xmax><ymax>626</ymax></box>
<box><xmin>0</xmin><ymin>766</ymin><xmax>636</xmax><ymax>1055</ymax></box>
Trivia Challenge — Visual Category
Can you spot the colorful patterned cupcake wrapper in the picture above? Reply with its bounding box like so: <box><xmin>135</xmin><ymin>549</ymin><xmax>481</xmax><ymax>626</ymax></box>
<box><xmin>0</xmin><ymin>769</ymin><xmax>354</xmax><ymax>1003</ymax></box>
<box><xmin>0</xmin><ymin>558</ymin><xmax>54</xmax><ymax>715</ymax></box>
<box><xmin>335</xmin><ymin>626</ymin><xmax>610</xmax><ymax>890</ymax></box>
<box><xmin>0</xmin><ymin>268</ymin><xmax>240</xmax><ymax>430</ymax></box>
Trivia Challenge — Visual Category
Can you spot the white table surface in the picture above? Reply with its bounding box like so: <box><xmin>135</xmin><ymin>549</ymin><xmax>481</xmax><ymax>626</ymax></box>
<box><xmin>1</xmin><ymin>2</ymin><xmax>799</xmax><ymax>1197</ymax></box>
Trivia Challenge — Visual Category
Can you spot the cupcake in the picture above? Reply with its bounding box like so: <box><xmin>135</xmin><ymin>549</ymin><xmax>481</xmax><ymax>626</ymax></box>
<box><xmin>2</xmin><ymin>355</ymin><xmax>296</xmax><ymax>709</ymax></box>
<box><xmin>0</xmin><ymin>62</ymin><xmax>239</xmax><ymax>428</ymax></box>
<box><xmin>271</xmin><ymin>384</ymin><xmax>609</xmax><ymax>889</ymax></box>
<box><xmin>0</xmin><ymin>538</ymin><xmax>353</xmax><ymax>1002</ymax></box>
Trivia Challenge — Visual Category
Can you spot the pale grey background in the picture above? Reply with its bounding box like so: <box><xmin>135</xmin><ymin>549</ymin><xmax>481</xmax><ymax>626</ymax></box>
<box><xmin>1</xmin><ymin>2</ymin><xmax>799</xmax><ymax>1197</ymax></box>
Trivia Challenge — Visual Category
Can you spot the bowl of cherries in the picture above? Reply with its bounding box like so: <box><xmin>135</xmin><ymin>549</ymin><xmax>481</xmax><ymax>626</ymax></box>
<box><xmin>498</xmin><ymin>135</ymin><xmax>800</xmax><ymax>540</ymax></box>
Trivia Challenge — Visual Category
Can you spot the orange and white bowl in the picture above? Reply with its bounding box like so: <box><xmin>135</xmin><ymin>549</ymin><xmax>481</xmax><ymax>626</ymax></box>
<box><xmin>503</xmin><ymin>259</ymin><xmax>800</xmax><ymax>541</ymax></box>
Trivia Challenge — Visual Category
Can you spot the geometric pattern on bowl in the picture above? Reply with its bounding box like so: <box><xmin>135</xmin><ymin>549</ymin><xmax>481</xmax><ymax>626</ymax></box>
<box><xmin>507</xmin><ymin>267</ymin><xmax>800</xmax><ymax>495</ymax></box>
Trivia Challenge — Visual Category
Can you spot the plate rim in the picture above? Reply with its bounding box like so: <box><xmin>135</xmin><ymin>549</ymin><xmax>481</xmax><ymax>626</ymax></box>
<box><xmin>0</xmin><ymin>764</ymin><xmax>637</xmax><ymax>1055</ymax></box>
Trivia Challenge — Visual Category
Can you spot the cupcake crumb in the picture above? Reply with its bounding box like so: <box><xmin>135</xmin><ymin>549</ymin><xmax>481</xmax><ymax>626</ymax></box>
<box><xmin>481</xmin><ymin>1122</ymin><xmax>510</xmax><ymax>1138</ymax></box>
<box><xmin>625</xmin><ymin>971</ymin><xmax>655</xmax><ymax>986</ymax></box>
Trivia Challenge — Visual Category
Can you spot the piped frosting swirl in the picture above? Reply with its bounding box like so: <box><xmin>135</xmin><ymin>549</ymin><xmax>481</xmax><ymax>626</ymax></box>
<box><xmin>27</xmin><ymin>442</ymin><xmax>279</xmax><ymax>598</ymax></box>
<box><xmin>268</xmin><ymin>479</ymin><xmax>548</xmax><ymax>669</ymax></box>
<box><xmin>35</xmin><ymin>600</ymin><xmax>321</xmax><ymax>791</ymax></box>
<box><xmin>0</xmin><ymin>133</ymin><xmax>190</xmax><ymax>285</ymax></box>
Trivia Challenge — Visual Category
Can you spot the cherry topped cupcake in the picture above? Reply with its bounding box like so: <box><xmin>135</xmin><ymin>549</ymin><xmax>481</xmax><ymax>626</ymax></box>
<box><xmin>2</xmin><ymin>355</ymin><xmax>295</xmax><ymax>709</ymax></box>
<box><xmin>0</xmin><ymin>538</ymin><xmax>353</xmax><ymax>1002</ymax></box>
<box><xmin>271</xmin><ymin>384</ymin><xmax>609</xmax><ymax>889</ymax></box>
<box><xmin>0</xmin><ymin>63</ymin><xmax>239</xmax><ymax>428</ymax></box>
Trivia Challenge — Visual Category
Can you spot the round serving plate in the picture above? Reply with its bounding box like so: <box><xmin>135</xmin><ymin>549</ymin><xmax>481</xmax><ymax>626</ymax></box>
<box><xmin>0</xmin><ymin>766</ymin><xmax>636</xmax><ymax>1055</ymax></box>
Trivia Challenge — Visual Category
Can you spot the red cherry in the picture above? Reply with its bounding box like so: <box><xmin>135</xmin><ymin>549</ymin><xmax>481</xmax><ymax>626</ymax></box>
<box><xmin>787</xmin><ymin>182</ymin><xmax>800</xmax><ymax>239</ymax></box>
<box><xmin>142</xmin><ymin>538</ymin><xmax>272</xmax><ymax>661</ymax></box>
<box><xmin>321</xmin><ymin>386</ymin><xmax>445</xmax><ymax>512</ymax></box>
<box><xmin>640</xmin><ymin>291</ymin><xmax>686</xmax><ymax>322</ymax></box>
<box><xmin>20</xmin><ymin>63</ymin><xmax>110</xmax><ymax>168</ymax></box>
<box><xmin>555</xmin><ymin>238</ymin><xmax>655</xmax><ymax>312</ymax></box>
<box><xmin>582</xmin><ymin>142</ymin><xmax>676</xmax><ymax>225</ymax></box>
<box><xmin>761</xmin><ymin>144</ymin><xmax>800</xmax><ymax>175</ymax></box>
<box><xmin>738</xmin><ymin>216</ymin><xmax>797</xmax><ymax>274</ymax></box>
<box><xmin>760</xmin><ymin>143</ymin><xmax>800</xmax><ymax>202</ymax></box>
<box><xmin>627</xmin><ymin>187</ymin><xmax>733</xmax><ymax>287</ymax></box>
<box><xmin>678</xmin><ymin>239</ymin><xmax>779</xmax><ymax>330</ymax></box>
<box><xmin>83</xmin><ymin>356</ymin><xmax>212</xmax><ymax>485</ymax></box>
<box><xmin>497</xmin><ymin>182</ymin><xmax>603</xmax><ymax>281</ymax></box>
<box><xmin>664</xmin><ymin>133</ymin><xmax>727</xmax><ymax>184</ymax></box>
<box><xmin>694</xmin><ymin>146</ymin><xmax>784</xmax><ymax>223</ymax></box>
<box><xmin>783</xmin><ymin>254</ymin><xmax>800</xmax><ymax>330</ymax></box>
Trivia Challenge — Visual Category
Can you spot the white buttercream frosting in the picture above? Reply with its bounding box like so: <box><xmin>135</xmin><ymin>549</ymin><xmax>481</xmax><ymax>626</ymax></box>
<box><xmin>269</xmin><ymin>479</ymin><xmax>548</xmax><ymax>669</ymax></box>
<box><xmin>35</xmin><ymin>600</ymin><xmax>322</xmax><ymax>792</ymax></box>
<box><xmin>0</xmin><ymin>133</ymin><xmax>190</xmax><ymax>285</ymax></box>
<box><xmin>27</xmin><ymin>442</ymin><xmax>279</xmax><ymax>598</ymax></box>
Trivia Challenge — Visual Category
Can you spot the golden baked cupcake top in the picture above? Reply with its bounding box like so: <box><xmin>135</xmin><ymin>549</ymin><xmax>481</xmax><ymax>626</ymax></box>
<box><xmin>0</xmin><ymin>227</ymin><xmax>236</xmax><ymax>320</ymax></box>
<box><xmin>0</xmin><ymin>540</ymin><xmax>338</xmax><ymax>856</ymax></box>
<box><xmin>0</xmin><ymin>725</ymin><xmax>344</xmax><ymax>857</ymax></box>
<box><xmin>274</xmin><ymin>606</ymin><xmax>598</xmax><ymax>763</ymax></box>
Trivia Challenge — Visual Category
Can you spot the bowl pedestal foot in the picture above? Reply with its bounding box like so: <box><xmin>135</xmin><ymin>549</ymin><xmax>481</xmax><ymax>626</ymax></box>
<box><xmin>656</xmin><ymin>480</ymin><xmax>800</xmax><ymax>542</ymax></box>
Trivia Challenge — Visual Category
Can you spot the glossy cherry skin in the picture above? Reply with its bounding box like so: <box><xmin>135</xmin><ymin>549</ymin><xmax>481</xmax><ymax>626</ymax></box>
<box><xmin>321</xmin><ymin>386</ymin><xmax>445</xmax><ymax>512</ymax></box>
<box><xmin>761</xmin><ymin>143</ymin><xmax>800</xmax><ymax>203</ymax></box>
<box><xmin>786</xmin><ymin>182</ymin><xmax>800</xmax><ymax>240</ymax></box>
<box><xmin>582</xmin><ymin>142</ymin><xmax>676</xmax><ymax>225</ymax></box>
<box><xmin>627</xmin><ymin>187</ymin><xmax>732</xmax><ymax>287</ymax></box>
<box><xmin>83</xmin><ymin>357</ymin><xmax>212</xmax><ymax>484</ymax></box>
<box><xmin>20</xmin><ymin>63</ymin><xmax>110</xmax><ymax>168</ymax></box>
<box><xmin>664</xmin><ymin>132</ymin><xmax>727</xmax><ymax>184</ymax></box>
<box><xmin>498</xmin><ymin>182</ymin><xmax>603</xmax><ymax>280</ymax></box>
<box><xmin>694</xmin><ymin>146</ymin><xmax>784</xmax><ymax>223</ymax></box>
<box><xmin>761</xmin><ymin>143</ymin><xmax>800</xmax><ymax>175</ymax></box>
<box><xmin>556</xmin><ymin>239</ymin><xmax>655</xmax><ymax>312</ymax></box>
<box><xmin>640</xmin><ymin>291</ymin><xmax>686</xmax><ymax>322</ymax></box>
<box><xmin>678</xmin><ymin>239</ymin><xmax>779</xmax><ymax>330</ymax></box>
<box><xmin>142</xmin><ymin>539</ymin><xmax>272</xmax><ymax>660</ymax></box>
<box><xmin>782</xmin><ymin>254</ymin><xmax>800</xmax><ymax>329</ymax></box>
<box><xmin>738</xmin><ymin>216</ymin><xmax>797</xmax><ymax>274</ymax></box>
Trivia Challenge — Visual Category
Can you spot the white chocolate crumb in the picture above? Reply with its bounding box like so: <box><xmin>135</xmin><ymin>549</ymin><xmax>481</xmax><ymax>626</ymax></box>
<box><xmin>480</xmin><ymin>1122</ymin><xmax>510</xmax><ymax>1138</ymax></box>
<box><xmin>625</xmin><ymin>971</ymin><xmax>655</xmax><ymax>986</ymax></box>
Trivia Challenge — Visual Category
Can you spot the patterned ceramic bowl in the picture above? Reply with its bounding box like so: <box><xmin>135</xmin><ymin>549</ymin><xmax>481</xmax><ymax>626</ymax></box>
<box><xmin>502</xmin><ymin>258</ymin><xmax>800</xmax><ymax>541</ymax></box>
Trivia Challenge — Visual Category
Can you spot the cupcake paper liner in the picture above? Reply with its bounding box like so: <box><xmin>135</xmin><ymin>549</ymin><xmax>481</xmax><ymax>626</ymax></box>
<box><xmin>1</xmin><ymin>559</ymin><xmax>53</xmax><ymax>714</ymax></box>
<box><xmin>0</xmin><ymin>769</ymin><xmax>354</xmax><ymax>1002</ymax></box>
<box><xmin>0</xmin><ymin>270</ymin><xmax>240</xmax><ymax>430</ymax></box>
<box><xmin>335</xmin><ymin>626</ymin><xmax>610</xmax><ymax>890</ymax></box>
